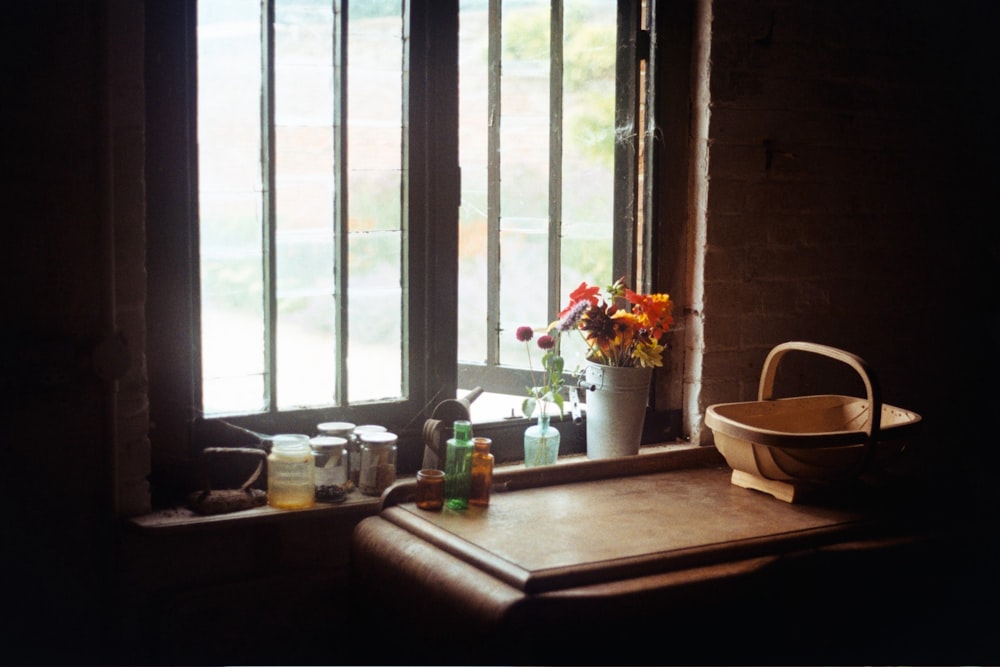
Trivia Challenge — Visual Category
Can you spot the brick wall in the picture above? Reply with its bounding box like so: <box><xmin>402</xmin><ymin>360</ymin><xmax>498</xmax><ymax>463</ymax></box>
<box><xmin>692</xmin><ymin>0</ymin><xmax>995</xmax><ymax>471</ymax></box>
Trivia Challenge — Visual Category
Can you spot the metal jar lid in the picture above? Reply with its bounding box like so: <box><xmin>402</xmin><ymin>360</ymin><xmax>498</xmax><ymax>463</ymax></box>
<box><xmin>310</xmin><ymin>435</ymin><xmax>348</xmax><ymax>451</ymax></box>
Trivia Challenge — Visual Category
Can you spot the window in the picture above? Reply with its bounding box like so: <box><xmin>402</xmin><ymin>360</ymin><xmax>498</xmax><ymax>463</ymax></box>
<box><xmin>455</xmin><ymin>0</ymin><xmax>654</xmax><ymax>410</ymax></box>
<box><xmin>146</xmin><ymin>0</ymin><xmax>665</xmax><ymax>467</ymax></box>
<box><xmin>197</xmin><ymin>1</ymin><xmax>412</xmax><ymax>415</ymax></box>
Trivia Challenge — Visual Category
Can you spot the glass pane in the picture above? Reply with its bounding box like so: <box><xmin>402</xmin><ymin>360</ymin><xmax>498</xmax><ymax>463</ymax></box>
<box><xmin>458</xmin><ymin>3</ymin><xmax>490</xmax><ymax>363</ymax></box>
<box><xmin>560</xmin><ymin>0</ymin><xmax>616</xmax><ymax>370</ymax></box>
<box><xmin>198</xmin><ymin>0</ymin><xmax>267</xmax><ymax>415</ymax></box>
<box><xmin>348</xmin><ymin>231</ymin><xmax>402</xmax><ymax>401</ymax></box>
<box><xmin>498</xmin><ymin>1</ymin><xmax>550</xmax><ymax>366</ymax></box>
<box><xmin>275</xmin><ymin>0</ymin><xmax>338</xmax><ymax>410</ymax></box>
<box><xmin>347</xmin><ymin>2</ymin><xmax>405</xmax><ymax>401</ymax></box>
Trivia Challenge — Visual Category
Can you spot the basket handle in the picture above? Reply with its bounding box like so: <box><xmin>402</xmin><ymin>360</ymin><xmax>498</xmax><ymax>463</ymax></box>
<box><xmin>758</xmin><ymin>341</ymin><xmax>883</xmax><ymax>470</ymax></box>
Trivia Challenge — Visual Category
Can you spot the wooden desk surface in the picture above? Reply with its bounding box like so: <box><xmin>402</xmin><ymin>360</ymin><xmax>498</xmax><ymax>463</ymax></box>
<box><xmin>350</xmin><ymin>449</ymin><xmax>948</xmax><ymax>663</ymax></box>
<box><xmin>377</xmin><ymin>465</ymin><xmax>878</xmax><ymax>594</ymax></box>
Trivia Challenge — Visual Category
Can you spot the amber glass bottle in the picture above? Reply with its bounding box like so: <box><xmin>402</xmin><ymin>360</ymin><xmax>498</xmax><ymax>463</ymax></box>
<box><xmin>469</xmin><ymin>437</ymin><xmax>494</xmax><ymax>507</ymax></box>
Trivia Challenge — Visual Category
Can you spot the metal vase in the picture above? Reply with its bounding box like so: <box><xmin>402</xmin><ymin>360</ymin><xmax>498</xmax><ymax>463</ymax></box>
<box><xmin>583</xmin><ymin>360</ymin><xmax>653</xmax><ymax>459</ymax></box>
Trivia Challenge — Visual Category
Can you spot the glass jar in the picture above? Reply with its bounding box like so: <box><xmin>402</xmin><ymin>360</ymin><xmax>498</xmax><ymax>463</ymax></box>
<box><xmin>415</xmin><ymin>468</ymin><xmax>445</xmax><ymax>511</ymax></box>
<box><xmin>358</xmin><ymin>431</ymin><xmax>398</xmax><ymax>496</ymax></box>
<box><xmin>351</xmin><ymin>424</ymin><xmax>387</xmax><ymax>487</ymax></box>
<box><xmin>469</xmin><ymin>437</ymin><xmax>494</xmax><ymax>507</ymax></box>
<box><xmin>318</xmin><ymin>421</ymin><xmax>356</xmax><ymax>486</ymax></box>
<box><xmin>310</xmin><ymin>435</ymin><xmax>349</xmax><ymax>502</ymax></box>
<box><xmin>267</xmin><ymin>434</ymin><xmax>315</xmax><ymax>509</ymax></box>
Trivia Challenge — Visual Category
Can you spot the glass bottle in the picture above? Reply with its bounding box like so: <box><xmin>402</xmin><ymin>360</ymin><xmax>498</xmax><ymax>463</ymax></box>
<box><xmin>358</xmin><ymin>431</ymin><xmax>398</xmax><ymax>496</ymax></box>
<box><xmin>310</xmin><ymin>435</ymin><xmax>349</xmax><ymax>502</ymax></box>
<box><xmin>415</xmin><ymin>468</ymin><xmax>445</xmax><ymax>511</ymax></box>
<box><xmin>524</xmin><ymin>413</ymin><xmax>560</xmax><ymax>467</ymax></box>
<box><xmin>267</xmin><ymin>434</ymin><xmax>315</xmax><ymax>509</ymax></box>
<box><xmin>469</xmin><ymin>437</ymin><xmax>494</xmax><ymax>507</ymax></box>
<box><xmin>444</xmin><ymin>420</ymin><xmax>473</xmax><ymax>510</ymax></box>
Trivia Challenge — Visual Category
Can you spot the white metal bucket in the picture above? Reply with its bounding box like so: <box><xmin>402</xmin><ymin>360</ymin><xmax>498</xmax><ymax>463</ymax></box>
<box><xmin>583</xmin><ymin>361</ymin><xmax>653</xmax><ymax>459</ymax></box>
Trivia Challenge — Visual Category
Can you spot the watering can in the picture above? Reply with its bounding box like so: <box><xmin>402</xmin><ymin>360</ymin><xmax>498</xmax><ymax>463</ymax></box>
<box><xmin>421</xmin><ymin>386</ymin><xmax>483</xmax><ymax>469</ymax></box>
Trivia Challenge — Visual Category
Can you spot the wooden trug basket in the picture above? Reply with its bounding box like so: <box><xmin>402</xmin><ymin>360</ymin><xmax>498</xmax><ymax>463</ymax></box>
<box><xmin>705</xmin><ymin>341</ymin><xmax>921</xmax><ymax>503</ymax></box>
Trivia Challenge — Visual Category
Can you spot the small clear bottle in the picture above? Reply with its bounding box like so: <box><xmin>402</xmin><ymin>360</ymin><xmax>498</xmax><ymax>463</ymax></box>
<box><xmin>310</xmin><ymin>435</ymin><xmax>349</xmax><ymax>502</ymax></box>
<box><xmin>469</xmin><ymin>437</ymin><xmax>494</xmax><ymax>507</ymax></box>
<box><xmin>351</xmin><ymin>424</ymin><xmax>387</xmax><ymax>487</ymax></box>
<box><xmin>267</xmin><ymin>434</ymin><xmax>315</xmax><ymax>509</ymax></box>
<box><xmin>444</xmin><ymin>420</ymin><xmax>473</xmax><ymax>510</ymax></box>
<box><xmin>524</xmin><ymin>413</ymin><xmax>560</xmax><ymax>467</ymax></box>
<box><xmin>358</xmin><ymin>431</ymin><xmax>398</xmax><ymax>496</ymax></box>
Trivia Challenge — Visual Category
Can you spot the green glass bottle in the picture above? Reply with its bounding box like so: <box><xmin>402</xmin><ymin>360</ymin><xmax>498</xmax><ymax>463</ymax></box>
<box><xmin>444</xmin><ymin>419</ymin><xmax>473</xmax><ymax>509</ymax></box>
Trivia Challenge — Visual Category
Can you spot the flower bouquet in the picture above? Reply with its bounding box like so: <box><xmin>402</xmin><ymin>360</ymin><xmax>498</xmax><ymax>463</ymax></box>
<box><xmin>555</xmin><ymin>276</ymin><xmax>674</xmax><ymax>368</ymax></box>
<box><xmin>515</xmin><ymin>277</ymin><xmax>675</xmax><ymax>461</ymax></box>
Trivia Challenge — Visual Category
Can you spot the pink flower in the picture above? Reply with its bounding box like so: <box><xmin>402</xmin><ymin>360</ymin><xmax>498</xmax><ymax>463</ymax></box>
<box><xmin>515</xmin><ymin>326</ymin><xmax>534</xmax><ymax>342</ymax></box>
<box><xmin>537</xmin><ymin>334</ymin><xmax>555</xmax><ymax>350</ymax></box>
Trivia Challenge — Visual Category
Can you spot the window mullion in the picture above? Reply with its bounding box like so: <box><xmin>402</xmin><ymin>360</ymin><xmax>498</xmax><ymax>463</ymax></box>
<box><xmin>638</xmin><ymin>2</ymin><xmax>654</xmax><ymax>294</ymax></box>
<box><xmin>548</xmin><ymin>0</ymin><xmax>563</xmax><ymax>321</ymax></box>
<box><xmin>612</xmin><ymin>0</ymin><xmax>641</xmax><ymax>288</ymax></box>
<box><xmin>263</xmin><ymin>0</ymin><xmax>278</xmax><ymax>411</ymax></box>
<box><xmin>486</xmin><ymin>0</ymin><xmax>502</xmax><ymax>367</ymax></box>
<box><xmin>333</xmin><ymin>0</ymin><xmax>348</xmax><ymax>404</ymax></box>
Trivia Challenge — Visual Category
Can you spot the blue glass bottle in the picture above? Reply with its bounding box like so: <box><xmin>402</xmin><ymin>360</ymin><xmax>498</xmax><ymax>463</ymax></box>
<box><xmin>444</xmin><ymin>420</ymin><xmax>473</xmax><ymax>509</ymax></box>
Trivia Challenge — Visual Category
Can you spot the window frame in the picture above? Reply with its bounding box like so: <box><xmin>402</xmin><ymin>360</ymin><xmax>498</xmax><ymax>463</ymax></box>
<box><xmin>457</xmin><ymin>0</ymin><xmax>653</xmax><ymax>399</ymax></box>
<box><xmin>145</xmin><ymin>0</ymin><xmax>683</xmax><ymax>482</ymax></box>
<box><xmin>146</xmin><ymin>0</ymin><xmax>458</xmax><ymax>471</ymax></box>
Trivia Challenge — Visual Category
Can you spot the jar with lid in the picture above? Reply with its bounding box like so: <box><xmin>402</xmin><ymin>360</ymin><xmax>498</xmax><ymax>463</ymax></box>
<box><xmin>317</xmin><ymin>421</ymin><xmax>356</xmax><ymax>485</ymax></box>
<box><xmin>358</xmin><ymin>431</ymin><xmax>398</xmax><ymax>496</ymax></box>
<box><xmin>351</xmin><ymin>424</ymin><xmax>387</xmax><ymax>487</ymax></box>
<box><xmin>469</xmin><ymin>437</ymin><xmax>494</xmax><ymax>507</ymax></box>
<box><xmin>267</xmin><ymin>434</ymin><xmax>315</xmax><ymax>509</ymax></box>
<box><xmin>310</xmin><ymin>435</ymin><xmax>349</xmax><ymax>502</ymax></box>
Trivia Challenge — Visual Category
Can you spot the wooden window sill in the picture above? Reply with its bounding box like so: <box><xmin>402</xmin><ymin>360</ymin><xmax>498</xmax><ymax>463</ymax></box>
<box><xmin>128</xmin><ymin>442</ymin><xmax>712</xmax><ymax>532</ymax></box>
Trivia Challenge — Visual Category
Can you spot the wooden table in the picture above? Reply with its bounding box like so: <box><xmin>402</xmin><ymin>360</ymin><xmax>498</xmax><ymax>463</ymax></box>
<box><xmin>350</xmin><ymin>447</ymin><xmax>959</xmax><ymax>664</ymax></box>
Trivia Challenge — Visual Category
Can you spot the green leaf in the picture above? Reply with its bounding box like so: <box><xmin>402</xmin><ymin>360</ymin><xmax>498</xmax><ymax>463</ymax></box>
<box><xmin>521</xmin><ymin>396</ymin><xmax>537</xmax><ymax>419</ymax></box>
<box><xmin>548</xmin><ymin>353</ymin><xmax>564</xmax><ymax>376</ymax></box>
<box><xmin>552</xmin><ymin>392</ymin><xmax>565</xmax><ymax>417</ymax></box>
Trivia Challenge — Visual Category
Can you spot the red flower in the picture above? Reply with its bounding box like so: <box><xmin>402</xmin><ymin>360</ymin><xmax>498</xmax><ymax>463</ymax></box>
<box><xmin>537</xmin><ymin>334</ymin><xmax>555</xmax><ymax>350</ymax></box>
<box><xmin>557</xmin><ymin>282</ymin><xmax>601</xmax><ymax>318</ymax></box>
<box><xmin>515</xmin><ymin>326</ymin><xmax>534</xmax><ymax>342</ymax></box>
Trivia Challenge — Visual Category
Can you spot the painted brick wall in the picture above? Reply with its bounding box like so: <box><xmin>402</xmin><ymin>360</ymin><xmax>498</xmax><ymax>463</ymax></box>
<box><xmin>694</xmin><ymin>0</ymin><xmax>995</xmax><ymax>471</ymax></box>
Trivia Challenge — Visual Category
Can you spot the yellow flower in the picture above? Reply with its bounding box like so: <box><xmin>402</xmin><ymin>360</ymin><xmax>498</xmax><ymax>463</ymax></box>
<box><xmin>632</xmin><ymin>340</ymin><xmax>664</xmax><ymax>368</ymax></box>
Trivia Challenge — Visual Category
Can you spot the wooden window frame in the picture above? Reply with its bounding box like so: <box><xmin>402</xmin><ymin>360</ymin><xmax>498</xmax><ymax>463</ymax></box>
<box><xmin>145</xmin><ymin>0</ymin><xmax>686</xmax><ymax>491</ymax></box>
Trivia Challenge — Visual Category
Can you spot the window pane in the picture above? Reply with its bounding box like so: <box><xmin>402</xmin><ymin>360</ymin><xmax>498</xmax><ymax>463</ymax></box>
<box><xmin>560</xmin><ymin>0</ymin><xmax>617</xmax><ymax>371</ymax></box>
<box><xmin>458</xmin><ymin>0</ymin><xmax>621</xmax><ymax>383</ymax></box>
<box><xmin>347</xmin><ymin>4</ymin><xmax>405</xmax><ymax>402</ymax></box>
<box><xmin>275</xmin><ymin>0</ymin><xmax>338</xmax><ymax>409</ymax></box>
<box><xmin>498</xmin><ymin>2</ymin><xmax>551</xmax><ymax>367</ymax></box>
<box><xmin>198</xmin><ymin>0</ymin><xmax>267</xmax><ymax>415</ymax></box>
<box><xmin>457</xmin><ymin>4</ymin><xmax>490</xmax><ymax>363</ymax></box>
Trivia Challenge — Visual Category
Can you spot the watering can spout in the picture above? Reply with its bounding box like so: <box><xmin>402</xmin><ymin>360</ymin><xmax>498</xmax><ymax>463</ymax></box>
<box><xmin>459</xmin><ymin>386</ymin><xmax>484</xmax><ymax>411</ymax></box>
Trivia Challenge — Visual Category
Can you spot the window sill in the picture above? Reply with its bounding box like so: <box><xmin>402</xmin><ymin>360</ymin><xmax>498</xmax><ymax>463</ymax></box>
<box><xmin>129</xmin><ymin>442</ymin><xmax>714</xmax><ymax>532</ymax></box>
<box><xmin>128</xmin><ymin>487</ymin><xmax>382</xmax><ymax>532</ymax></box>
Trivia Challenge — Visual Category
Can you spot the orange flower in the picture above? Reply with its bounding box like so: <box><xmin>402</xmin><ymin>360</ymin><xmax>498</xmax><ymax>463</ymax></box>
<box><xmin>625</xmin><ymin>289</ymin><xmax>674</xmax><ymax>339</ymax></box>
